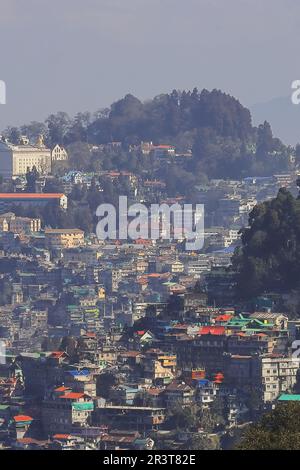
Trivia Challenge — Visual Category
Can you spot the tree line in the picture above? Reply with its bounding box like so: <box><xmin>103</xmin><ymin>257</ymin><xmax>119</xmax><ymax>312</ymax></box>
<box><xmin>2</xmin><ymin>88</ymin><xmax>294</xmax><ymax>180</ymax></box>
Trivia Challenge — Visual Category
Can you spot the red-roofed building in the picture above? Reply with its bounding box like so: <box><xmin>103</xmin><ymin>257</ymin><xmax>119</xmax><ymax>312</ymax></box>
<box><xmin>214</xmin><ymin>314</ymin><xmax>233</xmax><ymax>324</ymax></box>
<box><xmin>13</xmin><ymin>415</ymin><xmax>34</xmax><ymax>440</ymax></box>
<box><xmin>14</xmin><ymin>415</ymin><xmax>33</xmax><ymax>423</ymax></box>
<box><xmin>0</xmin><ymin>193</ymin><xmax>67</xmax><ymax>211</ymax></box>
<box><xmin>151</xmin><ymin>145</ymin><xmax>176</xmax><ymax>158</ymax></box>
<box><xmin>50</xmin><ymin>434</ymin><xmax>83</xmax><ymax>450</ymax></box>
<box><xmin>42</xmin><ymin>388</ymin><xmax>94</xmax><ymax>435</ymax></box>
<box><xmin>200</xmin><ymin>326</ymin><xmax>226</xmax><ymax>336</ymax></box>
<box><xmin>48</xmin><ymin>351</ymin><xmax>69</xmax><ymax>365</ymax></box>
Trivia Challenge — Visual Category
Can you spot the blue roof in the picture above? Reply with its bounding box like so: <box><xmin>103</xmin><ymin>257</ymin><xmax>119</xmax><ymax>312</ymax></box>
<box><xmin>197</xmin><ymin>379</ymin><xmax>210</xmax><ymax>386</ymax></box>
<box><xmin>68</xmin><ymin>369</ymin><xmax>90</xmax><ymax>377</ymax></box>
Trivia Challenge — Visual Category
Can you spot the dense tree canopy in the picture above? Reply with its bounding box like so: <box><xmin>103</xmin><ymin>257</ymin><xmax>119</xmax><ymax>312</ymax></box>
<box><xmin>233</xmin><ymin>188</ymin><xmax>300</xmax><ymax>298</ymax></box>
<box><xmin>2</xmin><ymin>88</ymin><xmax>293</xmax><ymax>180</ymax></box>
<box><xmin>237</xmin><ymin>403</ymin><xmax>300</xmax><ymax>450</ymax></box>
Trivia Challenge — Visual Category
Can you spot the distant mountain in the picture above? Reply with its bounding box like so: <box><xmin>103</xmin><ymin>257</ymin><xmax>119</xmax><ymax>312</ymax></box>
<box><xmin>251</xmin><ymin>96</ymin><xmax>300</xmax><ymax>146</ymax></box>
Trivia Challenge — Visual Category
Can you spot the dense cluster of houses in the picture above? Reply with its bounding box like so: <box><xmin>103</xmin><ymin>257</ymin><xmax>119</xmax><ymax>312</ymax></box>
<box><xmin>0</xmin><ymin>139</ymin><xmax>299</xmax><ymax>449</ymax></box>
<box><xmin>0</xmin><ymin>216</ymin><xmax>299</xmax><ymax>449</ymax></box>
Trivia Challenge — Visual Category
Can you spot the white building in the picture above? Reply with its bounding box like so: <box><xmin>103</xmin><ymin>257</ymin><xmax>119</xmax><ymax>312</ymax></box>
<box><xmin>261</xmin><ymin>356</ymin><xmax>300</xmax><ymax>403</ymax></box>
<box><xmin>51</xmin><ymin>144</ymin><xmax>68</xmax><ymax>161</ymax></box>
<box><xmin>0</xmin><ymin>136</ymin><xmax>51</xmax><ymax>177</ymax></box>
<box><xmin>223</xmin><ymin>229</ymin><xmax>240</xmax><ymax>248</ymax></box>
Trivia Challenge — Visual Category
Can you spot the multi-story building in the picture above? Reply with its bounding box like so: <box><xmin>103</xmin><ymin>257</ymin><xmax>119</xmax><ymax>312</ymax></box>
<box><xmin>273</xmin><ymin>174</ymin><xmax>294</xmax><ymax>188</ymax></box>
<box><xmin>164</xmin><ymin>381</ymin><xmax>194</xmax><ymax>407</ymax></box>
<box><xmin>260</xmin><ymin>355</ymin><xmax>300</xmax><ymax>403</ymax></box>
<box><xmin>9</xmin><ymin>217</ymin><xmax>41</xmax><ymax>234</ymax></box>
<box><xmin>63</xmin><ymin>247</ymin><xmax>101</xmax><ymax>265</ymax></box>
<box><xmin>196</xmin><ymin>379</ymin><xmax>218</xmax><ymax>405</ymax></box>
<box><xmin>42</xmin><ymin>390</ymin><xmax>94</xmax><ymax>435</ymax></box>
<box><xmin>95</xmin><ymin>405</ymin><xmax>166</xmax><ymax>432</ymax></box>
<box><xmin>0</xmin><ymin>193</ymin><xmax>67</xmax><ymax>213</ymax></box>
<box><xmin>45</xmin><ymin>228</ymin><xmax>85</xmax><ymax>249</ymax></box>
<box><xmin>223</xmin><ymin>229</ymin><xmax>240</xmax><ymax>248</ymax></box>
<box><xmin>0</xmin><ymin>136</ymin><xmax>51</xmax><ymax>177</ymax></box>
<box><xmin>169</xmin><ymin>260</ymin><xmax>185</xmax><ymax>274</ymax></box>
<box><xmin>143</xmin><ymin>350</ymin><xmax>177</xmax><ymax>382</ymax></box>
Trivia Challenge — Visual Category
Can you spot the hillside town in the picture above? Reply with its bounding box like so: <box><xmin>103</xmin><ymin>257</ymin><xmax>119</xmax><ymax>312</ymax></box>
<box><xmin>0</xmin><ymin>132</ymin><xmax>299</xmax><ymax>451</ymax></box>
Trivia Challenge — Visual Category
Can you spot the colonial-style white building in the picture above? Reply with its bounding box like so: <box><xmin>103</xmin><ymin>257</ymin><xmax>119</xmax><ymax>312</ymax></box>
<box><xmin>0</xmin><ymin>135</ymin><xmax>51</xmax><ymax>177</ymax></box>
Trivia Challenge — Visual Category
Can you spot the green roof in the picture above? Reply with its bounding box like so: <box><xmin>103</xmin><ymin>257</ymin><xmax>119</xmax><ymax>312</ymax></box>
<box><xmin>227</xmin><ymin>318</ymin><xmax>249</xmax><ymax>326</ymax></box>
<box><xmin>72</xmin><ymin>402</ymin><xmax>94</xmax><ymax>411</ymax></box>
<box><xmin>278</xmin><ymin>394</ymin><xmax>300</xmax><ymax>401</ymax></box>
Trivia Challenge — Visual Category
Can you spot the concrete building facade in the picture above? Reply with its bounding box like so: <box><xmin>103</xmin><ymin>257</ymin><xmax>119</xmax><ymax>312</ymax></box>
<box><xmin>0</xmin><ymin>137</ymin><xmax>51</xmax><ymax>177</ymax></box>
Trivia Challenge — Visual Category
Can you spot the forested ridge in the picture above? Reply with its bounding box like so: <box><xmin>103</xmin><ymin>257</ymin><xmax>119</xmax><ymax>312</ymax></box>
<box><xmin>3</xmin><ymin>88</ymin><xmax>294</xmax><ymax>179</ymax></box>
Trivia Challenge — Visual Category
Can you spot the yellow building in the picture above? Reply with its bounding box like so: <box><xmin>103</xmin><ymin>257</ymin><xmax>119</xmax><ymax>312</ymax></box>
<box><xmin>97</xmin><ymin>286</ymin><xmax>106</xmax><ymax>300</ymax></box>
<box><xmin>0</xmin><ymin>135</ymin><xmax>51</xmax><ymax>177</ymax></box>
<box><xmin>45</xmin><ymin>228</ymin><xmax>85</xmax><ymax>249</ymax></box>
<box><xmin>10</xmin><ymin>217</ymin><xmax>41</xmax><ymax>234</ymax></box>
<box><xmin>0</xmin><ymin>216</ymin><xmax>9</xmax><ymax>232</ymax></box>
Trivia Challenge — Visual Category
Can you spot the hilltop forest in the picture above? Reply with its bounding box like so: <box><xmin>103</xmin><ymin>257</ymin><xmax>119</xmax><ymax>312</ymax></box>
<box><xmin>2</xmin><ymin>88</ymin><xmax>295</xmax><ymax>180</ymax></box>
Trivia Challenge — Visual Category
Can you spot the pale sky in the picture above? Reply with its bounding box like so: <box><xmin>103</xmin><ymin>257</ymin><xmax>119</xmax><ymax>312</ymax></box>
<box><xmin>0</xmin><ymin>0</ymin><xmax>299</xmax><ymax>130</ymax></box>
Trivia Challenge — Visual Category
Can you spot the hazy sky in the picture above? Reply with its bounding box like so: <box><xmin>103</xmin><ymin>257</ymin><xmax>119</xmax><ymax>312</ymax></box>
<box><xmin>0</xmin><ymin>0</ymin><xmax>299</xmax><ymax>130</ymax></box>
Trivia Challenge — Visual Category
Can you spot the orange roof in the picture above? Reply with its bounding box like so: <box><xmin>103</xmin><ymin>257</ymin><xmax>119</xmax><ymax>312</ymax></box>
<box><xmin>14</xmin><ymin>415</ymin><xmax>33</xmax><ymax>422</ymax></box>
<box><xmin>0</xmin><ymin>193</ymin><xmax>64</xmax><ymax>199</ymax></box>
<box><xmin>215</xmin><ymin>314</ymin><xmax>233</xmax><ymax>322</ymax></box>
<box><xmin>59</xmin><ymin>392</ymin><xmax>85</xmax><ymax>399</ymax></box>
<box><xmin>54</xmin><ymin>386</ymin><xmax>71</xmax><ymax>392</ymax></box>
<box><xmin>53</xmin><ymin>434</ymin><xmax>71</xmax><ymax>440</ymax></box>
